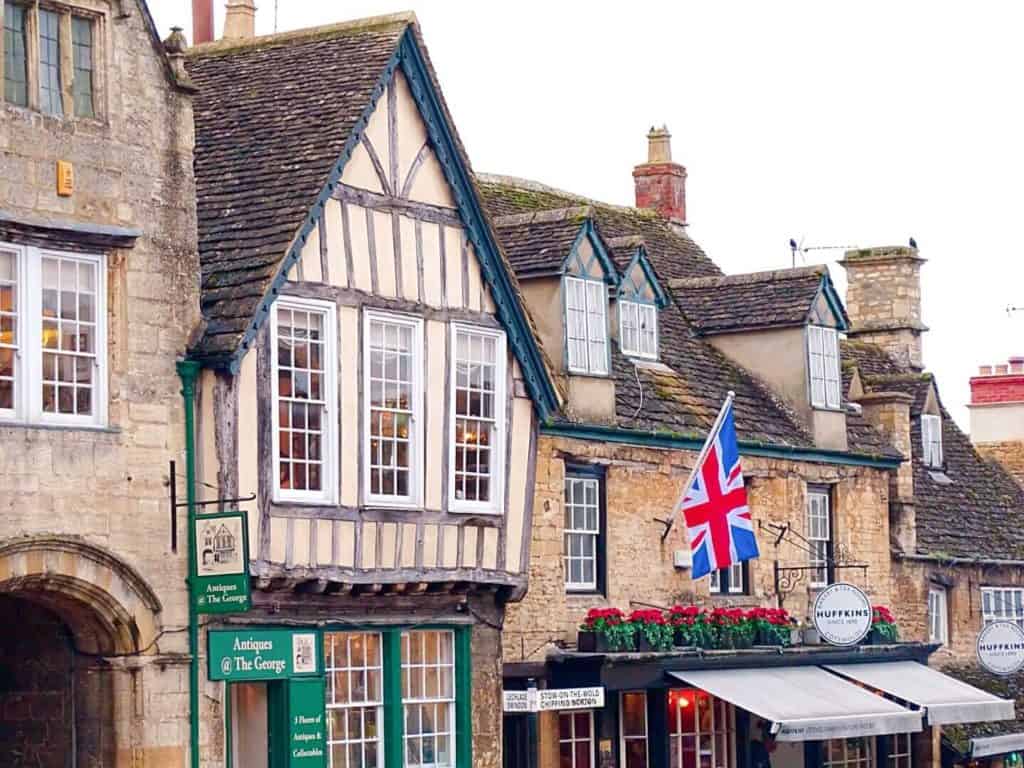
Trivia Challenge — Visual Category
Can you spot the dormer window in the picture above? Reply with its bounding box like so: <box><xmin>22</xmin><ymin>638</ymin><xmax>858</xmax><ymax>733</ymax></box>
<box><xmin>922</xmin><ymin>414</ymin><xmax>943</xmax><ymax>467</ymax></box>
<box><xmin>565</xmin><ymin>276</ymin><xmax>608</xmax><ymax>375</ymax></box>
<box><xmin>808</xmin><ymin>325</ymin><xmax>841</xmax><ymax>409</ymax></box>
<box><xmin>619</xmin><ymin>300</ymin><xmax>657</xmax><ymax>359</ymax></box>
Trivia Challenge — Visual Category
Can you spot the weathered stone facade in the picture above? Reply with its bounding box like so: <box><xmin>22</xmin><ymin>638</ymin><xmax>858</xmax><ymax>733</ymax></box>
<box><xmin>0</xmin><ymin>1</ymin><xmax>199</xmax><ymax>765</ymax></box>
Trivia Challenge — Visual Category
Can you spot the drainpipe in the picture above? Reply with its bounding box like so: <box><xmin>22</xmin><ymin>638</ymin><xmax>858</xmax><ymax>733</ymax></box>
<box><xmin>177</xmin><ymin>359</ymin><xmax>201</xmax><ymax>768</ymax></box>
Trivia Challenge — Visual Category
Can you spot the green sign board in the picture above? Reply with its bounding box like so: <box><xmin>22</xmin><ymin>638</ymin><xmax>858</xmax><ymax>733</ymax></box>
<box><xmin>193</xmin><ymin>510</ymin><xmax>251</xmax><ymax>614</ymax></box>
<box><xmin>287</xmin><ymin>678</ymin><xmax>327</xmax><ymax>768</ymax></box>
<box><xmin>208</xmin><ymin>628</ymin><xmax>322</xmax><ymax>681</ymax></box>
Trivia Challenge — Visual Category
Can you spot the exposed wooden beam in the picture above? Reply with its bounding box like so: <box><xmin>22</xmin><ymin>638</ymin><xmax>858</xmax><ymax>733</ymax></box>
<box><xmin>359</xmin><ymin>134</ymin><xmax>392</xmax><ymax>195</ymax></box>
<box><xmin>334</xmin><ymin>184</ymin><xmax>461</xmax><ymax>227</ymax></box>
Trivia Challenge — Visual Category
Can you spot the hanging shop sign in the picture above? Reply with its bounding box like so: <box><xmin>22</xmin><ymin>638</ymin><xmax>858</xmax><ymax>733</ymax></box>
<box><xmin>812</xmin><ymin>582</ymin><xmax>872</xmax><ymax>646</ymax></box>
<box><xmin>977</xmin><ymin>620</ymin><xmax>1024</xmax><ymax>676</ymax></box>
<box><xmin>208</xmin><ymin>628</ymin><xmax>322</xmax><ymax>681</ymax></box>
<box><xmin>287</xmin><ymin>677</ymin><xmax>327</xmax><ymax>768</ymax></box>
<box><xmin>193</xmin><ymin>510</ymin><xmax>251</xmax><ymax>614</ymax></box>
<box><xmin>502</xmin><ymin>686</ymin><xmax>605</xmax><ymax>713</ymax></box>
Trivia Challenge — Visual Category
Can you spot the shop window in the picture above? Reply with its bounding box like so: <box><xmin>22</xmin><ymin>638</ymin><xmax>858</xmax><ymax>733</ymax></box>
<box><xmin>808</xmin><ymin>325</ymin><xmax>841</xmax><ymax>409</ymax></box>
<box><xmin>364</xmin><ymin>311</ymin><xmax>423</xmax><ymax>506</ymax></box>
<box><xmin>619</xmin><ymin>300</ymin><xmax>657</xmax><ymax>359</ymax></box>
<box><xmin>449</xmin><ymin>324</ymin><xmax>506</xmax><ymax>514</ymax></box>
<box><xmin>807</xmin><ymin>486</ymin><xmax>833</xmax><ymax>588</ymax></box>
<box><xmin>927</xmin><ymin>586</ymin><xmax>948</xmax><ymax>645</ymax></box>
<box><xmin>823</xmin><ymin>737</ymin><xmax>875</xmax><ymax>768</ymax></box>
<box><xmin>325</xmin><ymin>632</ymin><xmax>384</xmax><ymax>768</ymax></box>
<box><xmin>709</xmin><ymin>562</ymin><xmax>746</xmax><ymax>595</ymax></box>
<box><xmin>981</xmin><ymin>586</ymin><xmax>1024</xmax><ymax>628</ymax></box>
<box><xmin>921</xmin><ymin>414</ymin><xmax>943</xmax><ymax>468</ymax></box>
<box><xmin>271</xmin><ymin>297</ymin><xmax>337</xmax><ymax>503</ymax></box>
<box><xmin>564</xmin><ymin>471</ymin><xmax>604</xmax><ymax>593</ymax></box>
<box><xmin>3</xmin><ymin>2</ymin><xmax>28</xmax><ymax>105</ymax></box>
<box><xmin>402</xmin><ymin>630</ymin><xmax>455</xmax><ymax>768</ymax></box>
<box><xmin>887</xmin><ymin>733</ymin><xmax>912</xmax><ymax>768</ymax></box>
<box><xmin>565</xmin><ymin>275</ymin><xmax>608</xmax><ymax>375</ymax></box>
<box><xmin>558</xmin><ymin>711</ymin><xmax>594</xmax><ymax>768</ymax></box>
<box><xmin>0</xmin><ymin>243</ymin><xmax>107</xmax><ymax>427</ymax></box>
<box><xmin>619</xmin><ymin>691</ymin><xmax>648</xmax><ymax>768</ymax></box>
<box><xmin>668</xmin><ymin>689</ymin><xmax>736</xmax><ymax>768</ymax></box>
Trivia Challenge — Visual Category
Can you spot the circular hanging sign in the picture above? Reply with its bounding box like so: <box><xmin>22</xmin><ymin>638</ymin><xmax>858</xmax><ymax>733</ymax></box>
<box><xmin>977</xmin><ymin>621</ymin><xmax>1024</xmax><ymax>676</ymax></box>
<box><xmin>812</xmin><ymin>582</ymin><xmax>873</xmax><ymax>646</ymax></box>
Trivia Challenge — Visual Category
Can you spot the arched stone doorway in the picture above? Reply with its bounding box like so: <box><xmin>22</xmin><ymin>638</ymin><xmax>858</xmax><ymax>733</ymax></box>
<box><xmin>0</xmin><ymin>536</ymin><xmax>163</xmax><ymax>768</ymax></box>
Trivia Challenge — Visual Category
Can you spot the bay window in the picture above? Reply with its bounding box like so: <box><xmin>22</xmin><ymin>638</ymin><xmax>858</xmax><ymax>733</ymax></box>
<box><xmin>668</xmin><ymin>689</ymin><xmax>736</xmax><ymax>768</ymax></box>
<box><xmin>449</xmin><ymin>324</ymin><xmax>506</xmax><ymax>514</ymax></box>
<box><xmin>326</xmin><ymin>632</ymin><xmax>384</xmax><ymax>768</ymax></box>
<box><xmin>271</xmin><ymin>297</ymin><xmax>337</xmax><ymax>503</ymax></box>
<box><xmin>0</xmin><ymin>243</ymin><xmax>106</xmax><ymax>427</ymax></box>
<box><xmin>808</xmin><ymin>325</ymin><xmax>841</xmax><ymax>409</ymax></box>
<box><xmin>565</xmin><ymin>276</ymin><xmax>608</xmax><ymax>375</ymax></box>
<box><xmin>619</xmin><ymin>300</ymin><xmax>657</xmax><ymax>359</ymax></box>
<box><xmin>364</xmin><ymin>311</ymin><xmax>423</xmax><ymax>506</ymax></box>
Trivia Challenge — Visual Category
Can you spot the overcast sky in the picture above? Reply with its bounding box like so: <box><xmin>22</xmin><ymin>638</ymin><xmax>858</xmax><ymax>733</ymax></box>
<box><xmin>151</xmin><ymin>1</ymin><xmax>1024</xmax><ymax>429</ymax></box>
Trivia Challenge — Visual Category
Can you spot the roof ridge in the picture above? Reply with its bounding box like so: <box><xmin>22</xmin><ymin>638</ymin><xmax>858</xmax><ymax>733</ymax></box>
<box><xmin>477</xmin><ymin>172</ymin><xmax>660</xmax><ymax>219</ymax></box>
<box><xmin>669</xmin><ymin>264</ymin><xmax>827</xmax><ymax>289</ymax></box>
<box><xmin>607</xmin><ymin>234</ymin><xmax>645</xmax><ymax>248</ymax></box>
<box><xmin>493</xmin><ymin>206</ymin><xmax>592</xmax><ymax>227</ymax></box>
<box><xmin>186</xmin><ymin>11</ymin><xmax>415</xmax><ymax>57</ymax></box>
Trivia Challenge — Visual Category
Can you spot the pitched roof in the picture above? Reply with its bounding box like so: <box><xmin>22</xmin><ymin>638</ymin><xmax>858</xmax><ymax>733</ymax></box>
<box><xmin>185</xmin><ymin>15</ymin><xmax>411</xmax><ymax>361</ymax></box>
<box><xmin>843</xmin><ymin>340</ymin><xmax>1024</xmax><ymax>559</ymax></box>
<box><xmin>493</xmin><ymin>207</ymin><xmax>592</xmax><ymax>276</ymax></box>
<box><xmin>671</xmin><ymin>265</ymin><xmax>845</xmax><ymax>335</ymax></box>
<box><xmin>480</xmin><ymin>175</ymin><xmax>898</xmax><ymax>461</ymax></box>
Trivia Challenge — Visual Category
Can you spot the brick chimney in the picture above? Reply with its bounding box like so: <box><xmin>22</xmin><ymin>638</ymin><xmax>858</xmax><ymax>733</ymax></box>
<box><xmin>633</xmin><ymin>126</ymin><xmax>687</xmax><ymax>225</ymax></box>
<box><xmin>192</xmin><ymin>0</ymin><xmax>213</xmax><ymax>45</ymax></box>
<box><xmin>838</xmin><ymin>245</ymin><xmax>927</xmax><ymax>370</ymax></box>
<box><xmin>969</xmin><ymin>357</ymin><xmax>1024</xmax><ymax>488</ymax></box>
<box><xmin>223</xmin><ymin>0</ymin><xmax>257</xmax><ymax>39</ymax></box>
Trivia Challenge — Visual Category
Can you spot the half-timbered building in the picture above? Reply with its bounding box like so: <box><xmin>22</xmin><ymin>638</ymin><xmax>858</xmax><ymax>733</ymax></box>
<box><xmin>183</xmin><ymin>12</ymin><xmax>558</xmax><ymax>768</ymax></box>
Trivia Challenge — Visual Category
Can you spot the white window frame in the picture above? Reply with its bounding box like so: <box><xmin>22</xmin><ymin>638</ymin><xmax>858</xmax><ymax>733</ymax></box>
<box><xmin>709</xmin><ymin>562</ymin><xmax>745</xmax><ymax>595</ymax></box>
<box><xmin>928</xmin><ymin>586</ymin><xmax>948</xmax><ymax>645</ymax></box>
<box><xmin>558</xmin><ymin>710</ymin><xmax>595</xmax><ymax>768</ymax></box>
<box><xmin>807</xmin><ymin>488</ymin><xmax>831</xmax><ymax>588</ymax></box>
<box><xmin>564</xmin><ymin>475</ymin><xmax>601</xmax><ymax>592</ymax></box>
<box><xmin>448</xmin><ymin>323</ymin><xmax>507</xmax><ymax>515</ymax></box>
<box><xmin>981</xmin><ymin>586</ymin><xmax>1024</xmax><ymax>628</ymax></box>
<box><xmin>269</xmin><ymin>296</ymin><xmax>338</xmax><ymax>504</ymax></box>
<box><xmin>362</xmin><ymin>309</ymin><xmax>424</xmax><ymax>508</ymax></box>
<box><xmin>565</xmin><ymin>275</ymin><xmax>608</xmax><ymax>376</ymax></box>
<box><xmin>808</xmin><ymin>325</ymin><xmax>841</xmax><ymax>409</ymax></box>
<box><xmin>0</xmin><ymin>242</ymin><xmax>108</xmax><ymax>428</ymax></box>
<box><xmin>921</xmin><ymin>414</ymin><xmax>943</xmax><ymax>468</ymax></box>
<box><xmin>619</xmin><ymin>299</ymin><xmax>658</xmax><ymax>359</ymax></box>
<box><xmin>619</xmin><ymin>691</ymin><xmax>649</xmax><ymax>768</ymax></box>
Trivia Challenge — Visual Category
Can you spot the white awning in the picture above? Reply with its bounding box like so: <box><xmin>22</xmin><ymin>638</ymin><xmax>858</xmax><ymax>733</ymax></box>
<box><xmin>824</xmin><ymin>661</ymin><xmax>1016</xmax><ymax>725</ymax></box>
<box><xmin>972</xmin><ymin>733</ymin><xmax>1024</xmax><ymax>758</ymax></box>
<box><xmin>669</xmin><ymin>667</ymin><xmax>922</xmax><ymax>742</ymax></box>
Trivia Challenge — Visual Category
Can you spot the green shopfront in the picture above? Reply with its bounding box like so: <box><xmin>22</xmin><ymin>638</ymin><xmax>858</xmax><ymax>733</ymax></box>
<box><xmin>211</xmin><ymin>625</ymin><xmax>473</xmax><ymax>768</ymax></box>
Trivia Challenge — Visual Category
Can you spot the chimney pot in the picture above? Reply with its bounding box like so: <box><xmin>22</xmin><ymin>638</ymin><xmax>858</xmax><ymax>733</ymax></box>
<box><xmin>633</xmin><ymin>125</ymin><xmax>687</xmax><ymax>225</ymax></box>
<box><xmin>223</xmin><ymin>0</ymin><xmax>257</xmax><ymax>40</ymax></box>
<box><xmin>996</xmin><ymin>364</ymin><xmax>1009</xmax><ymax>375</ymax></box>
<box><xmin>980</xmin><ymin>365</ymin><xmax>993</xmax><ymax>375</ymax></box>
<box><xmin>192</xmin><ymin>0</ymin><xmax>213</xmax><ymax>45</ymax></box>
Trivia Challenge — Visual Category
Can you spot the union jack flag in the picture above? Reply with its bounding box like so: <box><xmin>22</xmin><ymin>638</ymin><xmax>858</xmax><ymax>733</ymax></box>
<box><xmin>680</xmin><ymin>397</ymin><xmax>760</xmax><ymax>580</ymax></box>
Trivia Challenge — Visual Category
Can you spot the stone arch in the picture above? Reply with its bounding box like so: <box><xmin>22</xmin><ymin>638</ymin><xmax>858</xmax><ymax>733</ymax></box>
<box><xmin>0</xmin><ymin>535</ymin><xmax>163</xmax><ymax>655</ymax></box>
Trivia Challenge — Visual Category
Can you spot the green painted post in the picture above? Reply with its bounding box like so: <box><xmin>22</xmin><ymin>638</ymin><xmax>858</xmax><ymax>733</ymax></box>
<box><xmin>455</xmin><ymin>626</ymin><xmax>473</xmax><ymax>767</ymax></box>
<box><xmin>177</xmin><ymin>360</ymin><xmax>201</xmax><ymax>768</ymax></box>
<box><xmin>383</xmin><ymin>629</ymin><xmax>405</xmax><ymax>768</ymax></box>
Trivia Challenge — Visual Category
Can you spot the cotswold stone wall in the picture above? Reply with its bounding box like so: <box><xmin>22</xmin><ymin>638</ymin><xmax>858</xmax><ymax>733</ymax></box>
<box><xmin>0</xmin><ymin>4</ymin><xmax>199</xmax><ymax>766</ymax></box>
<box><xmin>504</xmin><ymin>435</ymin><xmax>895</xmax><ymax>662</ymax></box>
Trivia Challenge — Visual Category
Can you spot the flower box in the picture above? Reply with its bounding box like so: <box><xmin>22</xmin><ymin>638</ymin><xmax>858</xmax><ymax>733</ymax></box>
<box><xmin>577</xmin><ymin>630</ymin><xmax>611</xmax><ymax>653</ymax></box>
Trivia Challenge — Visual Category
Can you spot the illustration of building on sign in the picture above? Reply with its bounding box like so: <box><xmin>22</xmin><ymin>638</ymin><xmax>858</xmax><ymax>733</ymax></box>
<box><xmin>201</xmin><ymin>523</ymin><xmax>237</xmax><ymax>565</ymax></box>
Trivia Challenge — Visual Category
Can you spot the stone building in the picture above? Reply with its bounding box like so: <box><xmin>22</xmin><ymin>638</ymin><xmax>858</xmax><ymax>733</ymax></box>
<box><xmin>481</xmin><ymin>131</ymin><xmax>1022</xmax><ymax>768</ymax></box>
<box><xmin>179</xmin><ymin>6</ymin><xmax>558</xmax><ymax>768</ymax></box>
<box><xmin>0</xmin><ymin>0</ymin><xmax>198</xmax><ymax>766</ymax></box>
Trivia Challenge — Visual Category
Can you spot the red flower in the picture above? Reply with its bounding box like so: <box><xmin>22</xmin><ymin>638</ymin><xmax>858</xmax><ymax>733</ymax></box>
<box><xmin>628</xmin><ymin>609</ymin><xmax>666</xmax><ymax>626</ymax></box>
<box><xmin>582</xmin><ymin>607</ymin><xmax>624</xmax><ymax>630</ymax></box>
<box><xmin>872</xmin><ymin>605</ymin><xmax>895</xmax><ymax>625</ymax></box>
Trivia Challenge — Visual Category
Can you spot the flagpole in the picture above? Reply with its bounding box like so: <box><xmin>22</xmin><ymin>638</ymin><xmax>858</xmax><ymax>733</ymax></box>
<box><xmin>660</xmin><ymin>390</ymin><xmax>736</xmax><ymax>541</ymax></box>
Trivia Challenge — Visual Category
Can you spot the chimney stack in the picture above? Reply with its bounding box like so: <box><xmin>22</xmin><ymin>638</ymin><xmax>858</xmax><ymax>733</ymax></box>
<box><xmin>192</xmin><ymin>0</ymin><xmax>213</xmax><ymax>45</ymax></box>
<box><xmin>969</xmin><ymin>357</ymin><xmax>1024</xmax><ymax>489</ymax></box>
<box><xmin>838</xmin><ymin>245</ymin><xmax>927</xmax><ymax>370</ymax></box>
<box><xmin>632</xmin><ymin>126</ymin><xmax>687</xmax><ymax>225</ymax></box>
<box><xmin>223</xmin><ymin>0</ymin><xmax>257</xmax><ymax>40</ymax></box>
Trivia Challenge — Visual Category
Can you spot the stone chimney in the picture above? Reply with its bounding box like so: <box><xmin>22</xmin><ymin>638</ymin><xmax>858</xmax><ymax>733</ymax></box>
<box><xmin>839</xmin><ymin>245</ymin><xmax>927</xmax><ymax>370</ymax></box>
<box><xmin>192</xmin><ymin>0</ymin><xmax>213</xmax><ymax>45</ymax></box>
<box><xmin>969</xmin><ymin>357</ymin><xmax>1024</xmax><ymax>488</ymax></box>
<box><xmin>633</xmin><ymin>126</ymin><xmax>687</xmax><ymax>225</ymax></box>
<box><xmin>223</xmin><ymin>0</ymin><xmax>257</xmax><ymax>39</ymax></box>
